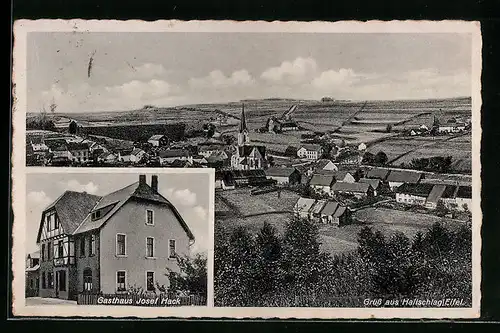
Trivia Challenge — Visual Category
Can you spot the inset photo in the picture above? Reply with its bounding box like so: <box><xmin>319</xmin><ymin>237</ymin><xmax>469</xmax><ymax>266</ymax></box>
<box><xmin>23</xmin><ymin>170</ymin><xmax>212</xmax><ymax>310</ymax></box>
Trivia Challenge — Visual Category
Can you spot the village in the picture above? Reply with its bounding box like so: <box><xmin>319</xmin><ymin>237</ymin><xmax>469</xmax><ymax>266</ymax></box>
<box><xmin>26</xmin><ymin>101</ymin><xmax>472</xmax><ymax>243</ymax></box>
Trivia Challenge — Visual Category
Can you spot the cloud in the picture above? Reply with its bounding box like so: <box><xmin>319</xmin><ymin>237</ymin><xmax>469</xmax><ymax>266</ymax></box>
<box><xmin>128</xmin><ymin>63</ymin><xmax>167</xmax><ymax>79</ymax></box>
<box><xmin>61</xmin><ymin>180</ymin><xmax>99</xmax><ymax>194</ymax></box>
<box><xmin>261</xmin><ymin>57</ymin><xmax>318</xmax><ymax>84</ymax></box>
<box><xmin>193</xmin><ymin>206</ymin><xmax>207</xmax><ymax>220</ymax></box>
<box><xmin>27</xmin><ymin>191</ymin><xmax>52</xmax><ymax>209</ymax></box>
<box><xmin>161</xmin><ymin>187</ymin><xmax>197</xmax><ymax>206</ymax></box>
<box><xmin>312</xmin><ymin>68</ymin><xmax>360</xmax><ymax>90</ymax></box>
<box><xmin>189</xmin><ymin>69</ymin><xmax>255</xmax><ymax>89</ymax></box>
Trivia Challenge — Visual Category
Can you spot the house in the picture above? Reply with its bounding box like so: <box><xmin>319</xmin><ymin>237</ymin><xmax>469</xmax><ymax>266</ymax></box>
<box><xmin>314</xmin><ymin>159</ymin><xmax>338</xmax><ymax>172</ymax></box>
<box><xmin>309</xmin><ymin>199</ymin><xmax>327</xmax><ymax>222</ymax></box>
<box><xmin>215</xmin><ymin>171</ymin><xmax>236</xmax><ymax>190</ymax></box>
<box><xmin>231</xmin><ymin>145</ymin><xmax>267</xmax><ymax>170</ymax></box>
<box><xmin>199</xmin><ymin>145</ymin><xmax>225</xmax><ymax>159</ymax></box>
<box><xmin>333</xmin><ymin>171</ymin><xmax>356</xmax><ymax>183</ymax></box>
<box><xmin>118</xmin><ymin>148</ymin><xmax>146</xmax><ymax>164</ymax></box>
<box><xmin>284</xmin><ymin>146</ymin><xmax>298</xmax><ymax>157</ymax></box>
<box><xmin>424</xmin><ymin>184</ymin><xmax>447</xmax><ymax>209</ymax></box>
<box><xmin>366</xmin><ymin>168</ymin><xmax>390</xmax><ymax>181</ymax></box>
<box><xmin>309</xmin><ymin>174</ymin><xmax>335</xmax><ymax>195</ymax></box>
<box><xmin>319</xmin><ymin>202</ymin><xmax>351</xmax><ymax>226</ymax></box>
<box><xmin>265</xmin><ymin>167</ymin><xmax>301</xmax><ymax>185</ymax></box>
<box><xmin>158</xmin><ymin>149</ymin><xmax>192</xmax><ymax>165</ymax></box>
<box><xmin>395</xmin><ymin>183</ymin><xmax>434</xmax><ymax>206</ymax></box>
<box><xmin>67</xmin><ymin>142</ymin><xmax>90</xmax><ymax>164</ymax></box>
<box><xmin>266</xmin><ymin>117</ymin><xmax>299</xmax><ymax>133</ymax></box>
<box><xmin>36</xmin><ymin>175</ymin><xmax>195</xmax><ymax>300</ymax></box>
<box><xmin>98</xmin><ymin>152</ymin><xmax>118</xmax><ymax>164</ymax></box>
<box><xmin>331</xmin><ymin>182</ymin><xmax>374</xmax><ymax>198</ymax></box>
<box><xmin>192</xmin><ymin>155</ymin><xmax>208</xmax><ymax>165</ymax></box>
<box><xmin>297</xmin><ymin>144</ymin><xmax>323</xmax><ymax>160</ymax></box>
<box><xmin>30</xmin><ymin>137</ymin><xmax>49</xmax><ymax>153</ymax></box>
<box><xmin>438</xmin><ymin>123</ymin><xmax>468</xmax><ymax>133</ymax></box>
<box><xmin>293</xmin><ymin>197</ymin><xmax>316</xmax><ymax>220</ymax></box>
<box><xmin>227</xmin><ymin>170</ymin><xmax>274</xmax><ymax>188</ymax></box>
<box><xmin>25</xmin><ymin>251</ymin><xmax>40</xmax><ymax>297</ymax></box>
<box><xmin>358</xmin><ymin>178</ymin><xmax>382</xmax><ymax>196</ymax></box>
<box><xmin>51</xmin><ymin>144</ymin><xmax>72</xmax><ymax>160</ymax></box>
<box><xmin>455</xmin><ymin>185</ymin><xmax>472</xmax><ymax>211</ymax></box>
<box><xmin>147</xmin><ymin>134</ymin><xmax>169</xmax><ymax>147</ymax></box>
<box><xmin>386</xmin><ymin>170</ymin><xmax>423</xmax><ymax>190</ymax></box>
<box><xmin>337</xmin><ymin>151</ymin><xmax>362</xmax><ymax>165</ymax></box>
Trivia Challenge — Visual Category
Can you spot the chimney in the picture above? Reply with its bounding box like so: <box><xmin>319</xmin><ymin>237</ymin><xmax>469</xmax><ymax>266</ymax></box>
<box><xmin>139</xmin><ymin>174</ymin><xmax>146</xmax><ymax>185</ymax></box>
<box><xmin>151</xmin><ymin>175</ymin><xmax>158</xmax><ymax>193</ymax></box>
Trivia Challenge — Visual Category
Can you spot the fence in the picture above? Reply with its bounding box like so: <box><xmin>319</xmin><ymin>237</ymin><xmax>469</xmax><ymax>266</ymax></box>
<box><xmin>77</xmin><ymin>292</ymin><xmax>206</xmax><ymax>306</ymax></box>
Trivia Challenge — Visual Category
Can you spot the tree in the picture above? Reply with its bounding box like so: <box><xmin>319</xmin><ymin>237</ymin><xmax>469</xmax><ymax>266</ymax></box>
<box><xmin>362</xmin><ymin>152</ymin><xmax>375</xmax><ymax>165</ymax></box>
<box><xmin>435</xmin><ymin>200</ymin><xmax>450</xmax><ymax>217</ymax></box>
<box><xmin>167</xmin><ymin>253</ymin><xmax>207</xmax><ymax>296</ymax></box>
<box><xmin>254</xmin><ymin>222</ymin><xmax>283</xmax><ymax>295</ymax></box>
<box><xmin>386</xmin><ymin>124</ymin><xmax>393</xmax><ymax>133</ymax></box>
<box><xmin>374</xmin><ymin>151</ymin><xmax>388</xmax><ymax>166</ymax></box>
<box><xmin>69</xmin><ymin>120</ymin><xmax>78</xmax><ymax>134</ymax></box>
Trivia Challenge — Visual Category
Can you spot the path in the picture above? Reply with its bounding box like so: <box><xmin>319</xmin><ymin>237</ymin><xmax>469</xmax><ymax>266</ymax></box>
<box><xmin>243</xmin><ymin>210</ymin><xmax>293</xmax><ymax>218</ymax></box>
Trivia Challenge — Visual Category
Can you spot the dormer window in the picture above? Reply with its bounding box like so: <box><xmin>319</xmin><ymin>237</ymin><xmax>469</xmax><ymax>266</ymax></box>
<box><xmin>91</xmin><ymin>210</ymin><xmax>101</xmax><ymax>220</ymax></box>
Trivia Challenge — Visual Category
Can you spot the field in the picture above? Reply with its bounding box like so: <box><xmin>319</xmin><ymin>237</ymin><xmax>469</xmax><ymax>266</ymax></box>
<box><xmin>215</xmin><ymin>188</ymin><xmax>469</xmax><ymax>256</ymax></box>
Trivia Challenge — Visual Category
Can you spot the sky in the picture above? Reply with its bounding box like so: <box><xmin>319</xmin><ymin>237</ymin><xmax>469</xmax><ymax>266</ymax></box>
<box><xmin>26</xmin><ymin>32</ymin><xmax>472</xmax><ymax>113</ymax></box>
<box><xmin>25</xmin><ymin>172</ymin><xmax>211</xmax><ymax>255</ymax></box>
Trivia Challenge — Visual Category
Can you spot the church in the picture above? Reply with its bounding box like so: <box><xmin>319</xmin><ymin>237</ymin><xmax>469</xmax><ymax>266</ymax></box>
<box><xmin>230</xmin><ymin>104</ymin><xmax>268</xmax><ymax>170</ymax></box>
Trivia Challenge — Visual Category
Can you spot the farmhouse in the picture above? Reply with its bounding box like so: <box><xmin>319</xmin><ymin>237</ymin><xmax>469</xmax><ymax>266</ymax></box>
<box><xmin>333</xmin><ymin>171</ymin><xmax>356</xmax><ymax>183</ymax></box>
<box><xmin>438</xmin><ymin>123</ymin><xmax>468</xmax><ymax>133</ymax></box>
<box><xmin>331</xmin><ymin>182</ymin><xmax>374</xmax><ymax>198</ymax></box>
<box><xmin>314</xmin><ymin>159</ymin><xmax>338</xmax><ymax>172</ymax></box>
<box><xmin>118</xmin><ymin>147</ymin><xmax>146</xmax><ymax>164</ymax></box>
<box><xmin>319</xmin><ymin>201</ymin><xmax>351</xmax><ymax>226</ymax></box>
<box><xmin>386</xmin><ymin>170</ymin><xmax>423</xmax><ymax>190</ymax></box>
<box><xmin>293</xmin><ymin>197</ymin><xmax>316</xmax><ymax>220</ymax></box>
<box><xmin>215</xmin><ymin>171</ymin><xmax>236</xmax><ymax>190</ymax></box>
<box><xmin>424</xmin><ymin>184</ymin><xmax>447</xmax><ymax>209</ymax></box>
<box><xmin>266</xmin><ymin>117</ymin><xmax>299</xmax><ymax>133</ymax></box>
<box><xmin>366</xmin><ymin>168</ymin><xmax>390</xmax><ymax>181</ymax></box>
<box><xmin>265</xmin><ymin>167</ymin><xmax>302</xmax><ymax>185</ymax></box>
<box><xmin>30</xmin><ymin>137</ymin><xmax>49</xmax><ymax>152</ymax></box>
<box><xmin>309</xmin><ymin>199</ymin><xmax>327</xmax><ymax>222</ymax></box>
<box><xmin>358</xmin><ymin>178</ymin><xmax>383</xmax><ymax>196</ymax></box>
<box><xmin>51</xmin><ymin>144</ymin><xmax>72</xmax><ymax>160</ymax></box>
<box><xmin>98</xmin><ymin>152</ymin><xmax>118</xmax><ymax>164</ymax></box>
<box><xmin>67</xmin><ymin>142</ymin><xmax>90</xmax><ymax>164</ymax></box>
<box><xmin>147</xmin><ymin>134</ymin><xmax>169</xmax><ymax>147</ymax></box>
<box><xmin>220</xmin><ymin>170</ymin><xmax>274</xmax><ymax>188</ymax></box>
<box><xmin>455</xmin><ymin>185</ymin><xmax>472</xmax><ymax>211</ymax></box>
<box><xmin>158</xmin><ymin>149</ymin><xmax>192</xmax><ymax>165</ymax></box>
<box><xmin>199</xmin><ymin>145</ymin><xmax>225</xmax><ymax>158</ymax></box>
<box><xmin>309</xmin><ymin>174</ymin><xmax>335</xmax><ymax>195</ymax></box>
<box><xmin>35</xmin><ymin>175</ymin><xmax>195</xmax><ymax>300</ymax></box>
<box><xmin>395</xmin><ymin>183</ymin><xmax>434</xmax><ymax>206</ymax></box>
<box><xmin>25</xmin><ymin>251</ymin><xmax>40</xmax><ymax>297</ymax></box>
<box><xmin>297</xmin><ymin>144</ymin><xmax>323</xmax><ymax>161</ymax></box>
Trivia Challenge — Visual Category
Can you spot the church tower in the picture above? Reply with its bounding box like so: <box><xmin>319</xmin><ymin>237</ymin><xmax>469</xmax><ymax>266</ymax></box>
<box><xmin>237</xmin><ymin>103</ymin><xmax>249</xmax><ymax>146</ymax></box>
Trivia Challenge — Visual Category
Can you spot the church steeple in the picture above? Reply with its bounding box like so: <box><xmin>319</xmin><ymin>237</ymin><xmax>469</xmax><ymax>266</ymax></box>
<box><xmin>238</xmin><ymin>103</ymin><xmax>249</xmax><ymax>146</ymax></box>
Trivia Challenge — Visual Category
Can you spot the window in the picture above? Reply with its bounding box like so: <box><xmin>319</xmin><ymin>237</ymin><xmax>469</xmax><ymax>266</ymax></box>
<box><xmin>169</xmin><ymin>239</ymin><xmax>176</xmax><ymax>259</ymax></box>
<box><xmin>47</xmin><ymin>242</ymin><xmax>52</xmax><ymax>260</ymax></box>
<box><xmin>146</xmin><ymin>237</ymin><xmax>154</xmax><ymax>258</ymax></box>
<box><xmin>90</xmin><ymin>234</ymin><xmax>96</xmax><ymax>256</ymax></box>
<box><xmin>41</xmin><ymin>244</ymin><xmax>45</xmax><ymax>261</ymax></box>
<box><xmin>146</xmin><ymin>271</ymin><xmax>155</xmax><ymax>291</ymax></box>
<box><xmin>48</xmin><ymin>272</ymin><xmax>54</xmax><ymax>289</ymax></box>
<box><xmin>58</xmin><ymin>271</ymin><xmax>66</xmax><ymax>291</ymax></box>
<box><xmin>116</xmin><ymin>271</ymin><xmax>126</xmax><ymax>291</ymax></box>
<box><xmin>91</xmin><ymin>210</ymin><xmax>101</xmax><ymax>220</ymax></box>
<box><xmin>146</xmin><ymin>210</ymin><xmax>154</xmax><ymax>225</ymax></box>
<box><xmin>41</xmin><ymin>272</ymin><xmax>46</xmax><ymax>289</ymax></box>
<box><xmin>83</xmin><ymin>268</ymin><xmax>92</xmax><ymax>291</ymax></box>
<box><xmin>80</xmin><ymin>237</ymin><xmax>86</xmax><ymax>257</ymax></box>
<box><xmin>116</xmin><ymin>234</ymin><xmax>126</xmax><ymax>256</ymax></box>
<box><xmin>54</xmin><ymin>216</ymin><xmax>59</xmax><ymax>230</ymax></box>
<box><xmin>57</xmin><ymin>240</ymin><xmax>64</xmax><ymax>258</ymax></box>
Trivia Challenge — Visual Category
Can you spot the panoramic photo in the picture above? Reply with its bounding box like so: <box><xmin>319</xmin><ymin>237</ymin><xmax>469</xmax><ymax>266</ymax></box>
<box><xmin>23</xmin><ymin>30</ymin><xmax>474</xmax><ymax>309</ymax></box>
<box><xmin>25</xmin><ymin>171</ymin><xmax>210</xmax><ymax>307</ymax></box>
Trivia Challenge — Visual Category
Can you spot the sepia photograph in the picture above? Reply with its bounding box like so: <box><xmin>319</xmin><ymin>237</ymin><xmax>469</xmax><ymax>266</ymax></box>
<box><xmin>12</xmin><ymin>19</ymin><xmax>481</xmax><ymax>318</ymax></box>
<box><xmin>23</xmin><ymin>170</ymin><xmax>212</xmax><ymax>310</ymax></box>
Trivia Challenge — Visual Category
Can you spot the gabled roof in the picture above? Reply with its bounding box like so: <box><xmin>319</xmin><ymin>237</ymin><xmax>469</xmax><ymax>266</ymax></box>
<box><xmin>366</xmin><ymin>168</ymin><xmax>390</xmax><ymax>180</ymax></box>
<box><xmin>309</xmin><ymin>174</ymin><xmax>335</xmax><ymax>187</ymax></box>
<box><xmin>332</xmin><ymin>181</ymin><xmax>371</xmax><ymax>194</ymax></box>
<box><xmin>67</xmin><ymin>142</ymin><xmax>89</xmax><ymax>151</ymax></box>
<box><xmin>37</xmin><ymin>191</ymin><xmax>102</xmax><ymax>243</ymax></box>
<box><xmin>457</xmin><ymin>185</ymin><xmax>472</xmax><ymax>199</ymax></box>
<box><xmin>265</xmin><ymin>167</ymin><xmax>298</xmax><ymax>178</ymax></box>
<box><xmin>333</xmin><ymin>206</ymin><xmax>347</xmax><ymax>217</ymax></box>
<box><xmin>426</xmin><ymin>184</ymin><xmax>447</xmax><ymax>204</ymax></box>
<box><xmin>294</xmin><ymin>197</ymin><xmax>316</xmax><ymax>213</ymax></box>
<box><xmin>320</xmin><ymin>201</ymin><xmax>339</xmax><ymax>216</ymax></box>
<box><xmin>148</xmin><ymin>134</ymin><xmax>165</xmax><ymax>141</ymax></box>
<box><xmin>299</xmin><ymin>143</ymin><xmax>323</xmax><ymax>152</ymax></box>
<box><xmin>333</xmin><ymin>171</ymin><xmax>354</xmax><ymax>181</ymax></box>
<box><xmin>311</xmin><ymin>200</ymin><xmax>327</xmax><ymax>215</ymax></box>
<box><xmin>395</xmin><ymin>183</ymin><xmax>434</xmax><ymax>197</ymax></box>
<box><xmin>315</xmin><ymin>159</ymin><xmax>335</xmax><ymax>170</ymax></box>
<box><xmin>358</xmin><ymin>178</ymin><xmax>381</xmax><ymax>189</ymax></box>
<box><xmin>159</xmin><ymin>149</ymin><xmax>190</xmax><ymax>158</ymax></box>
<box><xmin>74</xmin><ymin>181</ymin><xmax>195</xmax><ymax>240</ymax></box>
<box><xmin>387</xmin><ymin>170</ymin><xmax>422</xmax><ymax>183</ymax></box>
<box><xmin>238</xmin><ymin>145</ymin><xmax>266</xmax><ymax>158</ymax></box>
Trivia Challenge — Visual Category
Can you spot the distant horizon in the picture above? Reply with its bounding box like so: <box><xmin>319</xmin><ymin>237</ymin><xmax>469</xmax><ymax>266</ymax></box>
<box><xmin>27</xmin><ymin>95</ymin><xmax>472</xmax><ymax>116</ymax></box>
